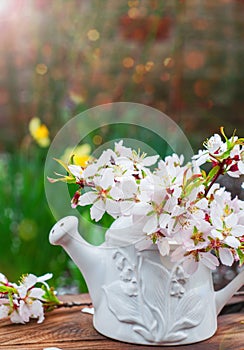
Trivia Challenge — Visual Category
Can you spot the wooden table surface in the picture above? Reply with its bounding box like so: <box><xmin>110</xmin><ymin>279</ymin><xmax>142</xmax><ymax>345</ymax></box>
<box><xmin>0</xmin><ymin>294</ymin><xmax>243</xmax><ymax>350</ymax></box>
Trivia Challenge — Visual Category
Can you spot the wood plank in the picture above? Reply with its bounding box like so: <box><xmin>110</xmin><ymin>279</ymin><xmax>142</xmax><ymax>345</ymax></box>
<box><xmin>0</xmin><ymin>294</ymin><xmax>243</xmax><ymax>350</ymax></box>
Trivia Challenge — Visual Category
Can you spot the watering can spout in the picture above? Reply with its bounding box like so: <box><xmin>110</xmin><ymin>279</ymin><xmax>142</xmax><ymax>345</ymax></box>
<box><xmin>215</xmin><ymin>269</ymin><xmax>244</xmax><ymax>315</ymax></box>
<box><xmin>49</xmin><ymin>216</ymin><xmax>103</xmax><ymax>301</ymax></box>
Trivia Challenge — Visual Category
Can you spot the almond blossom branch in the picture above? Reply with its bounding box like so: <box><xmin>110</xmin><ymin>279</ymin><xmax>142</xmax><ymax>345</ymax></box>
<box><xmin>50</xmin><ymin>128</ymin><xmax>244</xmax><ymax>275</ymax></box>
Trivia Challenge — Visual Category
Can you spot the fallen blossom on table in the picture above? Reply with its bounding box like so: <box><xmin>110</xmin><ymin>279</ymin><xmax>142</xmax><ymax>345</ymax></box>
<box><xmin>0</xmin><ymin>273</ymin><xmax>61</xmax><ymax>324</ymax></box>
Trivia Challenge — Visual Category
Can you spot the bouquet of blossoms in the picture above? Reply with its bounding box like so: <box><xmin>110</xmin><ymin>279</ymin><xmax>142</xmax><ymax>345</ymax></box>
<box><xmin>50</xmin><ymin>128</ymin><xmax>244</xmax><ymax>274</ymax></box>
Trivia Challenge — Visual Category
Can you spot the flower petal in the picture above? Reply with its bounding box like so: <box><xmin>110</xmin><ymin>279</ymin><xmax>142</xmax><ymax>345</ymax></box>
<box><xmin>211</xmin><ymin>229</ymin><xmax>224</xmax><ymax>240</ymax></box>
<box><xmin>37</xmin><ymin>273</ymin><xmax>53</xmax><ymax>283</ymax></box>
<box><xmin>0</xmin><ymin>305</ymin><xmax>9</xmax><ymax>319</ymax></box>
<box><xmin>225</xmin><ymin>213</ymin><xmax>238</xmax><ymax>228</ymax></box>
<box><xmin>132</xmin><ymin>202</ymin><xmax>152</xmax><ymax>216</ymax></box>
<box><xmin>83</xmin><ymin>164</ymin><xmax>98</xmax><ymax>178</ymax></box>
<box><xmin>200</xmin><ymin>252</ymin><xmax>219</xmax><ymax>270</ymax></box>
<box><xmin>110</xmin><ymin>186</ymin><xmax>124</xmax><ymax>200</ymax></box>
<box><xmin>79</xmin><ymin>192</ymin><xmax>97</xmax><ymax>206</ymax></box>
<box><xmin>0</xmin><ymin>273</ymin><xmax>8</xmax><ymax>284</ymax></box>
<box><xmin>120</xmin><ymin>200</ymin><xmax>135</xmax><ymax>216</ymax></box>
<box><xmin>30</xmin><ymin>299</ymin><xmax>44</xmax><ymax>323</ymax></box>
<box><xmin>231</xmin><ymin>225</ymin><xmax>243</xmax><ymax>237</ymax></box>
<box><xmin>219</xmin><ymin>248</ymin><xmax>234</xmax><ymax>266</ymax></box>
<box><xmin>23</xmin><ymin>274</ymin><xmax>37</xmax><ymax>289</ymax></box>
<box><xmin>18</xmin><ymin>286</ymin><xmax>27</xmax><ymax>299</ymax></box>
<box><xmin>183</xmin><ymin>257</ymin><xmax>198</xmax><ymax>275</ymax></box>
<box><xmin>29</xmin><ymin>287</ymin><xmax>45</xmax><ymax>300</ymax></box>
<box><xmin>211</xmin><ymin>215</ymin><xmax>223</xmax><ymax>229</ymax></box>
<box><xmin>157</xmin><ymin>238</ymin><xmax>170</xmax><ymax>256</ymax></box>
<box><xmin>99</xmin><ymin>169</ymin><xmax>114</xmax><ymax>189</ymax></box>
<box><xmin>238</xmin><ymin>160</ymin><xmax>244</xmax><ymax>173</ymax></box>
<box><xmin>10</xmin><ymin>310</ymin><xmax>25</xmax><ymax>324</ymax></box>
<box><xmin>121</xmin><ymin>179</ymin><xmax>137</xmax><ymax>198</ymax></box>
<box><xmin>105</xmin><ymin>198</ymin><xmax>121</xmax><ymax>218</ymax></box>
<box><xmin>159</xmin><ymin>213</ymin><xmax>170</xmax><ymax>229</ymax></box>
<box><xmin>225</xmin><ymin>235</ymin><xmax>240</xmax><ymax>248</ymax></box>
<box><xmin>90</xmin><ymin>199</ymin><xmax>105</xmax><ymax>222</ymax></box>
<box><xmin>143</xmin><ymin>214</ymin><xmax>158</xmax><ymax>234</ymax></box>
<box><xmin>68</xmin><ymin>165</ymin><xmax>83</xmax><ymax>179</ymax></box>
<box><xmin>19</xmin><ymin>300</ymin><xmax>30</xmax><ymax>323</ymax></box>
<box><xmin>141</xmin><ymin>155</ymin><xmax>159</xmax><ymax>166</ymax></box>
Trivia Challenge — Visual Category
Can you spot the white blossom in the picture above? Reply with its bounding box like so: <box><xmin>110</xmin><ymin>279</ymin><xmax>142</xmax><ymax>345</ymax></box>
<box><xmin>61</xmin><ymin>130</ymin><xmax>244</xmax><ymax>274</ymax></box>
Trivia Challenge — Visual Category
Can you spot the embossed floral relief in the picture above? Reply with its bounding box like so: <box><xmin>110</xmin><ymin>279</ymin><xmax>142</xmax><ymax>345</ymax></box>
<box><xmin>103</xmin><ymin>250</ymin><xmax>204</xmax><ymax>343</ymax></box>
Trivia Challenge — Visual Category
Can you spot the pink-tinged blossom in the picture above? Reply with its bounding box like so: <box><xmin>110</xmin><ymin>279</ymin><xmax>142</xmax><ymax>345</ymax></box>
<box><xmin>192</xmin><ymin>134</ymin><xmax>226</xmax><ymax>167</ymax></box>
<box><xmin>227</xmin><ymin>146</ymin><xmax>244</xmax><ymax>177</ymax></box>
<box><xmin>219</xmin><ymin>248</ymin><xmax>234</xmax><ymax>266</ymax></box>
<box><xmin>205</xmin><ymin>134</ymin><xmax>226</xmax><ymax>154</ymax></box>
<box><xmin>0</xmin><ymin>273</ymin><xmax>55</xmax><ymax>324</ymax></box>
<box><xmin>172</xmin><ymin>247</ymin><xmax>219</xmax><ymax>275</ymax></box>
<box><xmin>210</xmin><ymin>210</ymin><xmax>242</xmax><ymax>249</ymax></box>
<box><xmin>157</xmin><ymin>237</ymin><xmax>171</xmax><ymax>256</ymax></box>
<box><xmin>182</xmin><ymin>220</ymin><xmax>211</xmax><ymax>251</ymax></box>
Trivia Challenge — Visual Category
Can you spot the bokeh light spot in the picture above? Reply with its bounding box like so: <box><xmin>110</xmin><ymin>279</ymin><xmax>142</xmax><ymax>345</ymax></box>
<box><xmin>123</xmin><ymin>57</ymin><xmax>135</xmax><ymax>68</ymax></box>
<box><xmin>69</xmin><ymin>91</ymin><xmax>86</xmax><ymax>104</ymax></box>
<box><xmin>135</xmin><ymin>64</ymin><xmax>145</xmax><ymax>74</ymax></box>
<box><xmin>18</xmin><ymin>219</ymin><xmax>38</xmax><ymax>241</ymax></box>
<box><xmin>185</xmin><ymin>51</ymin><xmax>205</xmax><ymax>70</ymax></box>
<box><xmin>128</xmin><ymin>0</ymin><xmax>139</xmax><ymax>7</ymax></box>
<box><xmin>93</xmin><ymin>134</ymin><xmax>103</xmax><ymax>145</ymax></box>
<box><xmin>163</xmin><ymin>57</ymin><xmax>174</xmax><ymax>68</ymax></box>
<box><xmin>132</xmin><ymin>73</ymin><xmax>144</xmax><ymax>83</ymax></box>
<box><xmin>87</xmin><ymin>29</ymin><xmax>100</xmax><ymax>41</ymax></box>
<box><xmin>35</xmin><ymin>63</ymin><xmax>48</xmax><ymax>75</ymax></box>
<box><xmin>128</xmin><ymin>7</ymin><xmax>140</xmax><ymax>18</ymax></box>
<box><xmin>145</xmin><ymin>61</ymin><xmax>154</xmax><ymax>71</ymax></box>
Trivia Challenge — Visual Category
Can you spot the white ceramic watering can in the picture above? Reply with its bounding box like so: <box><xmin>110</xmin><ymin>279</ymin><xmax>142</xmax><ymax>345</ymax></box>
<box><xmin>49</xmin><ymin>216</ymin><xmax>244</xmax><ymax>346</ymax></box>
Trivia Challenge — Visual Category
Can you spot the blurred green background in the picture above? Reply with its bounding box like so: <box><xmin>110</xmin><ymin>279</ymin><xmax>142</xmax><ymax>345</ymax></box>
<box><xmin>0</xmin><ymin>0</ymin><xmax>243</xmax><ymax>292</ymax></box>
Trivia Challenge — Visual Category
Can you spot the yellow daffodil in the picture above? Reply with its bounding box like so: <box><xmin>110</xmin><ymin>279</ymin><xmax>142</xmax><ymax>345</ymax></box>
<box><xmin>61</xmin><ymin>144</ymin><xmax>92</xmax><ymax>166</ymax></box>
<box><xmin>29</xmin><ymin>117</ymin><xmax>50</xmax><ymax>147</ymax></box>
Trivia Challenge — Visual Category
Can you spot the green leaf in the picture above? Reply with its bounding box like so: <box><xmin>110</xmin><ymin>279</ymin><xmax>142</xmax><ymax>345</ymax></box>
<box><xmin>205</xmin><ymin>165</ymin><xmax>220</xmax><ymax>184</ymax></box>
<box><xmin>47</xmin><ymin>175</ymin><xmax>76</xmax><ymax>184</ymax></box>
<box><xmin>181</xmin><ymin>175</ymin><xmax>203</xmax><ymax>198</ymax></box>
<box><xmin>0</xmin><ymin>285</ymin><xmax>16</xmax><ymax>294</ymax></box>
<box><xmin>42</xmin><ymin>285</ymin><xmax>61</xmax><ymax>305</ymax></box>
<box><xmin>220</xmin><ymin>126</ymin><xmax>228</xmax><ymax>142</ymax></box>
<box><xmin>183</xmin><ymin>180</ymin><xmax>202</xmax><ymax>197</ymax></box>
<box><xmin>237</xmin><ymin>248</ymin><xmax>244</xmax><ymax>265</ymax></box>
<box><xmin>217</xmin><ymin>149</ymin><xmax>231</xmax><ymax>160</ymax></box>
<box><xmin>201</xmin><ymin>170</ymin><xmax>207</xmax><ymax>179</ymax></box>
<box><xmin>53</xmin><ymin>157</ymin><xmax>71</xmax><ymax>173</ymax></box>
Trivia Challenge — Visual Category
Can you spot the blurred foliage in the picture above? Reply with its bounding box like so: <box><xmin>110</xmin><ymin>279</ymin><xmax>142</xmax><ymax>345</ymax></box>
<box><xmin>0</xmin><ymin>0</ymin><xmax>243</xmax><ymax>292</ymax></box>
